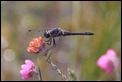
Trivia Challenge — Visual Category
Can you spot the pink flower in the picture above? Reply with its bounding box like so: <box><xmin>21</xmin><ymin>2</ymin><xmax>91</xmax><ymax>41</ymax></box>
<box><xmin>97</xmin><ymin>49</ymin><xmax>120</xmax><ymax>74</ymax></box>
<box><xmin>20</xmin><ymin>60</ymin><xmax>36</xmax><ymax>80</ymax></box>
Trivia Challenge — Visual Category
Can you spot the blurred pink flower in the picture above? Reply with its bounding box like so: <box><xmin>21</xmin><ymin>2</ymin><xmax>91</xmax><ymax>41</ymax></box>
<box><xmin>97</xmin><ymin>49</ymin><xmax>120</xmax><ymax>74</ymax></box>
<box><xmin>20</xmin><ymin>60</ymin><xmax>36</xmax><ymax>80</ymax></box>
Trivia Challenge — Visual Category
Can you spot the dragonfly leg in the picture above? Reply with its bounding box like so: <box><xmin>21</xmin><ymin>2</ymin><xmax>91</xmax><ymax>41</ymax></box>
<box><xmin>46</xmin><ymin>38</ymin><xmax>56</xmax><ymax>52</ymax></box>
<box><xmin>42</xmin><ymin>38</ymin><xmax>53</xmax><ymax>56</ymax></box>
<box><xmin>46</xmin><ymin>38</ymin><xmax>56</xmax><ymax>62</ymax></box>
<box><xmin>45</xmin><ymin>36</ymin><xmax>51</xmax><ymax>42</ymax></box>
<box><xmin>45</xmin><ymin>37</ymin><xmax>52</xmax><ymax>45</ymax></box>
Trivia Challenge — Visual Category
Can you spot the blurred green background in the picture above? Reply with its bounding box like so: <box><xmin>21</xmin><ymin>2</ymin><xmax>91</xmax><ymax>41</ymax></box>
<box><xmin>1</xmin><ymin>1</ymin><xmax>121</xmax><ymax>81</ymax></box>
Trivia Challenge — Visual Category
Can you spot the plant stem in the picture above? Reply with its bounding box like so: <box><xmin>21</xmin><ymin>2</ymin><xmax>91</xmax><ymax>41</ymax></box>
<box><xmin>114</xmin><ymin>67</ymin><xmax>120</xmax><ymax>81</ymax></box>
<box><xmin>37</xmin><ymin>58</ymin><xmax>43</xmax><ymax>81</ymax></box>
<box><xmin>47</xmin><ymin>59</ymin><xmax>69</xmax><ymax>81</ymax></box>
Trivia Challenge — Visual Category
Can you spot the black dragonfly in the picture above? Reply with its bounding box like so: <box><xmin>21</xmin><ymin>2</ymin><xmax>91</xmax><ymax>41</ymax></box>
<box><xmin>29</xmin><ymin>27</ymin><xmax>94</xmax><ymax>62</ymax></box>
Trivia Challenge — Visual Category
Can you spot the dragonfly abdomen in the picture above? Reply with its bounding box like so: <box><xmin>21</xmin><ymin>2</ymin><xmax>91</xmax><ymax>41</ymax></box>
<box><xmin>63</xmin><ymin>32</ymin><xmax>94</xmax><ymax>36</ymax></box>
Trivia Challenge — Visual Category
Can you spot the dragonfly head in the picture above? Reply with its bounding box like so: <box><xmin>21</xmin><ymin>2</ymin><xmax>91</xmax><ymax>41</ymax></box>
<box><xmin>44</xmin><ymin>31</ymin><xmax>50</xmax><ymax>38</ymax></box>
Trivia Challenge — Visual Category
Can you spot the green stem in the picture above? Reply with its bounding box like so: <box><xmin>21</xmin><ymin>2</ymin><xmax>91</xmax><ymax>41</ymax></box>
<box><xmin>37</xmin><ymin>58</ymin><xmax>43</xmax><ymax>81</ymax></box>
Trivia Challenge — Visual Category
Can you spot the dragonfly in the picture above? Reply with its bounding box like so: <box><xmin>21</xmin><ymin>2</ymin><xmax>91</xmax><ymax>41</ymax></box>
<box><xmin>28</xmin><ymin>27</ymin><xmax>94</xmax><ymax>62</ymax></box>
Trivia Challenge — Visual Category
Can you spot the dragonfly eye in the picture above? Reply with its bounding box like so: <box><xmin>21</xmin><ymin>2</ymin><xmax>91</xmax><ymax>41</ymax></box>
<box><xmin>44</xmin><ymin>31</ymin><xmax>50</xmax><ymax>38</ymax></box>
